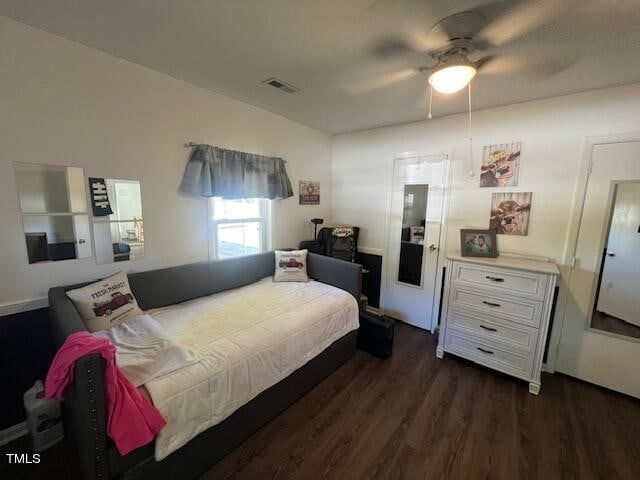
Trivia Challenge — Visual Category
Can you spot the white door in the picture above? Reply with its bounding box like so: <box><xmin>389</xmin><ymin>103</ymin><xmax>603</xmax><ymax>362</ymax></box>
<box><xmin>596</xmin><ymin>183</ymin><xmax>640</xmax><ymax>325</ymax></box>
<box><xmin>65</xmin><ymin>166</ymin><xmax>88</xmax><ymax>213</ymax></box>
<box><xmin>557</xmin><ymin>140</ymin><xmax>640</xmax><ymax>398</ymax></box>
<box><xmin>72</xmin><ymin>215</ymin><xmax>92</xmax><ymax>259</ymax></box>
<box><xmin>383</xmin><ymin>154</ymin><xmax>448</xmax><ymax>330</ymax></box>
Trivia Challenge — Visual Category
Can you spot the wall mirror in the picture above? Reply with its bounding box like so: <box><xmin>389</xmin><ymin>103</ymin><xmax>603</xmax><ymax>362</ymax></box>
<box><xmin>91</xmin><ymin>178</ymin><xmax>144</xmax><ymax>264</ymax></box>
<box><xmin>14</xmin><ymin>162</ymin><xmax>92</xmax><ymax>264</ymax></box>
<box><xmin>589</xmin><ymin>180</ymin><xmax>640</xmax><ymax>339</ymax></box>
<box><xmin>398</xmin><ymin>184</ymin><xmax>428</xmax><ymax>286</ymax></box>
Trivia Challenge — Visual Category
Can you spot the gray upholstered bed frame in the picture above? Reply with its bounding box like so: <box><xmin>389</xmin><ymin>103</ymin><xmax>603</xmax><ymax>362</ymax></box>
<box><xmin>48</xmin><ymin>252</ymin><xmax>362</xmax><ymax>480</ymax></box>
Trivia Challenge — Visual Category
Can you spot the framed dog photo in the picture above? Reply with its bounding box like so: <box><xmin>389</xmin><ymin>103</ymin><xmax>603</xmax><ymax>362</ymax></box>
<box><xmin>460</xmin><ymin>229</ymin><xmax>498</xmax><ymax>258</ymax></box>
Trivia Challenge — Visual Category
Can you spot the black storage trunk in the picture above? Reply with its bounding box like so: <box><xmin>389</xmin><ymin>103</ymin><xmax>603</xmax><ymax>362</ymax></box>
<box><xmin>298</xmin><ymin>240</ymin><xmax>325</xmax><ymax>255</ymax></box>
<box><xmin>358</xmin><ymin>312</ymin><xmax>395</xmax><ymax>359</ymax></box>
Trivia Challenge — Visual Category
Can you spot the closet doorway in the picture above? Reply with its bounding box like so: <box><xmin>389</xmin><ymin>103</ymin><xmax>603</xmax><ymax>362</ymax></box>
<box><xmin>382</xmin><ymin>154</ymin><xmax>449</xmax><ymax>331</ymax></box>
<box><xmin>557</xmin><ymin>135</ymin><xmax>640</xmax><ymax>398</ymax></box>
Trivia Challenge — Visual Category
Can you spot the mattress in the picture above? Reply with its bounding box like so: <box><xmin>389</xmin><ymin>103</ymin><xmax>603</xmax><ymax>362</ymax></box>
<box><xmin>144</xmin><ymin>277</ymin><xmax>359</xmax><ymax>460</ymax></box>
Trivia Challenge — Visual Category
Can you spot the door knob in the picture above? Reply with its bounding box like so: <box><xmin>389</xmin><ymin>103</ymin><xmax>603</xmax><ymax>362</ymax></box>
<box><xmin>78</xmin><ymin>238</ymin><xmax>86</xmax><ymax>244</ymax></box>
<box><xmin>607</xmin><ymin>252</ymin><xmax>616</xmax><ymax>257</ymax></box>
<box><xmin>428</xmin><ymin>244</ymin><xmax>437</xmax><ymax>252</ymax></box>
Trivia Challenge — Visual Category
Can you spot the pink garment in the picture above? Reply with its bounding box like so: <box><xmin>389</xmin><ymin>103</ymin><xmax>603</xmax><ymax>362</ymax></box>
<box><xmin>45</xmin><ymin>331</ymin><xmax>166</xmax><ymax>455</ymax></box>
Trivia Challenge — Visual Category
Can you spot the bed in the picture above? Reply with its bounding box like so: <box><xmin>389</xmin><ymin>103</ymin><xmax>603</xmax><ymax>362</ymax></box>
<box><xmin>145</xmin><ymin>277</ymin><xmax>359</xmax><ymax>460</ymax></box>
<box><xmin>48</xmin><ymin>251</ymin><xmax>362</xmax><ymax>480</ymax></box>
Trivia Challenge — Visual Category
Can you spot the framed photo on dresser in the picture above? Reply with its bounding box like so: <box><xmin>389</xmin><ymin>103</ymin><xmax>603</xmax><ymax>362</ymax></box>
<box><xmin>460</xmin><ymin>229</ymin><xmax>498</xmax><ymax>258</ymax></box>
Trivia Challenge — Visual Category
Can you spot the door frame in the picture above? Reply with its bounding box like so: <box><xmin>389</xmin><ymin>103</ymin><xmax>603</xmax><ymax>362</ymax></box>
<box><xmin>380</xmin><ymin>148</ymin><xmax>454</xmax><ymax>332</ymax></box>
<box><xmin>546</xmin><ymin>131</ymin><xmax>640</xmax><ymax>371</ymax></box>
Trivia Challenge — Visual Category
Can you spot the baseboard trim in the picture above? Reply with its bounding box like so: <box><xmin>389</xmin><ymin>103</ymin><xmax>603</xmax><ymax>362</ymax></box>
<box><xmin>0</xmin><ymin>297</ymin><xmax>48</xmax><ymax>317</ymax></box>
<box><xmin>0</xmin><ymin>421</ymin><xmax>28</xmax><ymax>447</ymax></box>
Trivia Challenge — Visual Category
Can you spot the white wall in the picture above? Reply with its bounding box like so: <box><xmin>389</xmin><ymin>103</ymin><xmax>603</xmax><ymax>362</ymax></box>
<box><xmin>0</xmin><ymin>17</ymin><xmax>332</xmax><ymax>306</ymax></box>
<box><xmin>333</xmin><ymin>83</ymin><xmax>640</xmax><ymax>261</ymax></box>
<box><xmin>332</xmin><ymin>82</ymin><xmax>640</xmax><ymax>367</ymax></box>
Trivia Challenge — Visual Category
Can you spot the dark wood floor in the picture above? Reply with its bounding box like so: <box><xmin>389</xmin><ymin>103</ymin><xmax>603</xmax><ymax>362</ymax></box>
<box><xmin>591</xmin><ymin>310</ymin><xmax>640</xmax><ymax>339</ymax></box>
<box><xmin>202</xmin><ymin>323</ymin><xmax>640</xmax><ymax>480</ymax></box>
<box><xmin>3</xmin><ymin>324</ymin><xmax>639</xmax><ymax>480</ymax></box>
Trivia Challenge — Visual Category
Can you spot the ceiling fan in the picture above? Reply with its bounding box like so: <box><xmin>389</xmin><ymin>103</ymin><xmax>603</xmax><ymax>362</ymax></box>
<box><xmin>346</xmin><ymin>0</ymin><xmax>581</xmax><ymax>177</ymax></box>
<box><xmin>347</xmin><ymin>0</ymin><xmax>580</xmax><ymax>99</ymax></box>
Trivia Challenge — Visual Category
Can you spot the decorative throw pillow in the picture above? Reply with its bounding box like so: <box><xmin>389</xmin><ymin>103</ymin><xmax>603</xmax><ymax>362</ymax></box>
<box><xmin>66</xmin><ymin>271</ymin><xmax>143</xmax><ymax>332</ymax></box>
<box><xmin>274</xmin><ymin>249</ymin><xmax>309</xmax><ymax>283</ymax></box>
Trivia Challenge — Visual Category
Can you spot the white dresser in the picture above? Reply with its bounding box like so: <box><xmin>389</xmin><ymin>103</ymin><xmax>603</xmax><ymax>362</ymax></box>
<box><xmin>436</xmin><ymin>253</ymin><xmax>559</xmax><ymax>394</ymax></box>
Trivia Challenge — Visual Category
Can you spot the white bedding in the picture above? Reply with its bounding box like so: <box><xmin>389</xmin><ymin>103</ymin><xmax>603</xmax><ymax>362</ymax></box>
<box><xmin>93</xmin><ymin>315</ymin><xmax>199</xmax><ymax>387</ymax></box>
<box><xmin>144</xmin><ymin>277</ymin><xmax>359</xmax><ymax>460</ymax></box>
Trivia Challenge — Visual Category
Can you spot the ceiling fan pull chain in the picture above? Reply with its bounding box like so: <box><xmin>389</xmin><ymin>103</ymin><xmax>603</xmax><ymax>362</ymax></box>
<box><xmin>428</xmin><ymin>85</ymin><xmax>433</xmax><ymax>120</ymax></box>
<box><xmin>468</xmin><ymin>82</ymin><xmax>475</xmax><ymax>177</ymax></box>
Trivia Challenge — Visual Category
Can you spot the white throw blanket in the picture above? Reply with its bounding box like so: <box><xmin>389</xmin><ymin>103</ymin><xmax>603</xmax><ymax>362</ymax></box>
<box><xmin>144</xmin><ymin>277</ymin><xmax>359</xmax><ymax>460</ymax></box>
<box><xmin>93</xmin><ymin>315</ymin><xmax>200</xmax><ymax>387</ymax></box>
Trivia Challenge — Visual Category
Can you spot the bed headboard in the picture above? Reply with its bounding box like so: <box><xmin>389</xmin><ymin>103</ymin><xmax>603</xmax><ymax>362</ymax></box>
<box><xmin>128</xmin><ymin>252</ymin><xmax>275</xmax><ymax>310</ymax></box>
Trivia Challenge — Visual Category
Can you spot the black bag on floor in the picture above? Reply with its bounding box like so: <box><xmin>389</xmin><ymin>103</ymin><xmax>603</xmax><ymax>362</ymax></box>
<box><xmin>358</xmin><ymin>312</ymin><xmax>395</xmax><ymax>359</ymax></box>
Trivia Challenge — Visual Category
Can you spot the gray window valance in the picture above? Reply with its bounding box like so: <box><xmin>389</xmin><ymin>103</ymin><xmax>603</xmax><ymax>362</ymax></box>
<box><xmin>179</xmin><ymin>144</ymin><xmax>294</xmax><ymax>200</ymax></box>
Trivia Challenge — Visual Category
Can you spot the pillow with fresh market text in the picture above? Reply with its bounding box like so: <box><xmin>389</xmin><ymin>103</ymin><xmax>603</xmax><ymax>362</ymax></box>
<box><xmin>274</xmin><ymin>249</ymin><xmax>309</xmax><ymax>283</ymax></box>
<box><xmin>66</xmin><ymin>271</ymin><xmax>143</xmax><ymax>332</ymax></box>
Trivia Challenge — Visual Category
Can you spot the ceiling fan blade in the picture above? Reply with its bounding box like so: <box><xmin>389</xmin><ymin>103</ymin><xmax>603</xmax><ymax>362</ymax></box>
<box><xmin>361</xmin><ymin>0</ymin><xmax>445</xmax><ymax>56</ymax></box>
<box><xmin>342</xmin><ymin>68</ymin><xmax>420</xmax><ymax>95</ymax></box>
<box><xmin>370</xmin><ymin>37</ymin><xmax>418</xmax><ymax>59</ymax></box>
<box><xmin>476</xmin><ymin>54</ymin><xmax>528</xmax><ymax>76</ymax></box>
<box><xmin>473</xmin><ymin>55</ymin><xmax>497</xmax><ymax>70</ymax></box>
<box><xmin>412</xmin><ymin>23</ymin><xmax>452</xmax><ymax>53</ymax></box>
<box><xmin>369</xmin><ymin>27</ymin><xmax>449</xmax><ymax>60</ymax></box>
<box><xmin>478</xmin><ymin>52</ymin><xmax>580</xmax><ymax>79</ymax></box>
<box><xmin>478</xmin><ymin>0</ymin><xmax>579</xmax><ymax>48</ymax></box>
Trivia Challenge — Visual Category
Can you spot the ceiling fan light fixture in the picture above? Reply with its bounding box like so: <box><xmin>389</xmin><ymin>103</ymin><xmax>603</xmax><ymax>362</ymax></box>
<box><xmin>428</xmin><ymin>63</ymin><xmax>477</xmax><ymax>95</ymax></box>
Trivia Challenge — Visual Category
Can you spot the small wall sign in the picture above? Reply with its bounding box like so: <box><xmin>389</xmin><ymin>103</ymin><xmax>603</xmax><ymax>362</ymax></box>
<box><xmin>89</xmin><ymin>177</ymin><xmax>113</xmax><ymax>216</ymax></box>
<box><xmin>299</xmin><ymin>180</ymin><xmax>320</xmax><ymax>205</ymax></box>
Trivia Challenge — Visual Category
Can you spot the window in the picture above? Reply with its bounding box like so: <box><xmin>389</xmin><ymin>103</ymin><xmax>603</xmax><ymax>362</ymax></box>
<box><xmin>210</xmin><ymin>198</ymin><xmax>271</xmax><ymax>260</ymax></box>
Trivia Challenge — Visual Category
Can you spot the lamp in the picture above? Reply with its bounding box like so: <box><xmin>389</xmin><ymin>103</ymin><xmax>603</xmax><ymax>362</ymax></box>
<box><xmin>425</xmin><ymin>51</ymin><xmax>478</xmax><ymax>178</ymax></box>
<box><xmin>310</xmin><ymin>218</ymin><xmax>323</xmax><ymax>240</ymax></box>
<box><xmin>428</xmin><ymin>55</ymin><xmax>477</xmax><ymax>94</ymax></box>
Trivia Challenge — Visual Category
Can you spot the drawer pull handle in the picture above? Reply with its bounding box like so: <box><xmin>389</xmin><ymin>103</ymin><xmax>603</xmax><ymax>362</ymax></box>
<box><xmin>477</xmin><ymin>347</ymin><xmax>494</xmax><ymax>355</ymax></box>
<box><xmin>479</xmin><ymin>324</ymin><xmax>498</xmax><ymax>332</ymax></box>
<box><xmin>486</xmin><ymin>276</ymin><xmax>504</xmax><ymax>282</ymax></box>
<box><xmin>482</xmin><ymin>300</ymin><xmax>501</xmax><ymax>308</ymax></box>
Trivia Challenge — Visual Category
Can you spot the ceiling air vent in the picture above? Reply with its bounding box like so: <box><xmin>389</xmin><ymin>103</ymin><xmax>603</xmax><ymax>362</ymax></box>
<box><xmin>262</xmin><ymin>77</ymin><xmax>300</xmax><ymax>94</ymax></box>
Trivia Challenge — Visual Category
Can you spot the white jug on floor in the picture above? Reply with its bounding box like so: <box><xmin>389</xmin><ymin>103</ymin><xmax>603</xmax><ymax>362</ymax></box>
<box><xmin>23</xmin><ymin>380</ymin><xmax>64</xmax><ymax>452</ymax></box>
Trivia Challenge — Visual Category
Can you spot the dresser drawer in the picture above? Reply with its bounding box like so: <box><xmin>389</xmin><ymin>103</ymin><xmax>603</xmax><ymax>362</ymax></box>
<box><xmin>444</xmin><ymin>329</ymin><xmax>534</xmax><ymax>379</ymax></box>
<box><xmin>449</xmin><ymin>286</ymin><xmax>543</xmax><ymax>328</ymax></box>
<box><xmin>451</xmin><ymin>261</ymin><xmax>547</xmax><ymax>301</ymax></box>
<box><xmin>446</xmin><ymin>308</ymin><xmax>539</xmax><ymax>352</ymax></box>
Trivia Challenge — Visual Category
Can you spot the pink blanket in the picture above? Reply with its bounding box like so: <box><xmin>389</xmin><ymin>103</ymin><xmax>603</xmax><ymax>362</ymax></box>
<box><xmin>45</xmin><ymin>331</ymin><xmax>166</xmax><ymax>455</ymax></box>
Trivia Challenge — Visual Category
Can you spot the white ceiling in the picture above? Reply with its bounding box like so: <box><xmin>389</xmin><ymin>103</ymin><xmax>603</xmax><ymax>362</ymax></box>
<box><xmin>1</xmin><ymin>0</ymin><xmax>640</xmax><ymax>134</ymax></box>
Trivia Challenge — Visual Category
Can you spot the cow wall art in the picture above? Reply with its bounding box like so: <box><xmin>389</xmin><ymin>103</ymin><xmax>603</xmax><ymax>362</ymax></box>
<box><xmin>480</xmin><ymin>142</ymin><xmax>522</xmax><ymax>188</ymax></box>
<box><xmin>489</xmin><ymin>192</ymin><xmax>532</xmax><ymax>236</ymax></box>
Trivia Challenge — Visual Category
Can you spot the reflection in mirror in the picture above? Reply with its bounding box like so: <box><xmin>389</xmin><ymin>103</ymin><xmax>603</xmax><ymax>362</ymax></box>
<box><xmin>15</xmin><ymin>163</ymin><xmax>87</xmax><ymax>214</ymax></box>
<box><xmin>14</xmin><ymin>162</ymin><xmax>92</xmax><ymax>264</ymax></box>
<box><xmin>590</xmin><ymin>181</ymin><xmax>640</xmax><ymax>339</ymax></box>
<box><xmin>92</xmin><ymin>179</ymin><xmax>144</xmax><ymax>264</ymax></box>
<box><xmin>398</xmin><ymin>184</ymin><xmax>428</xmax><ymax>286</ymax></box>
